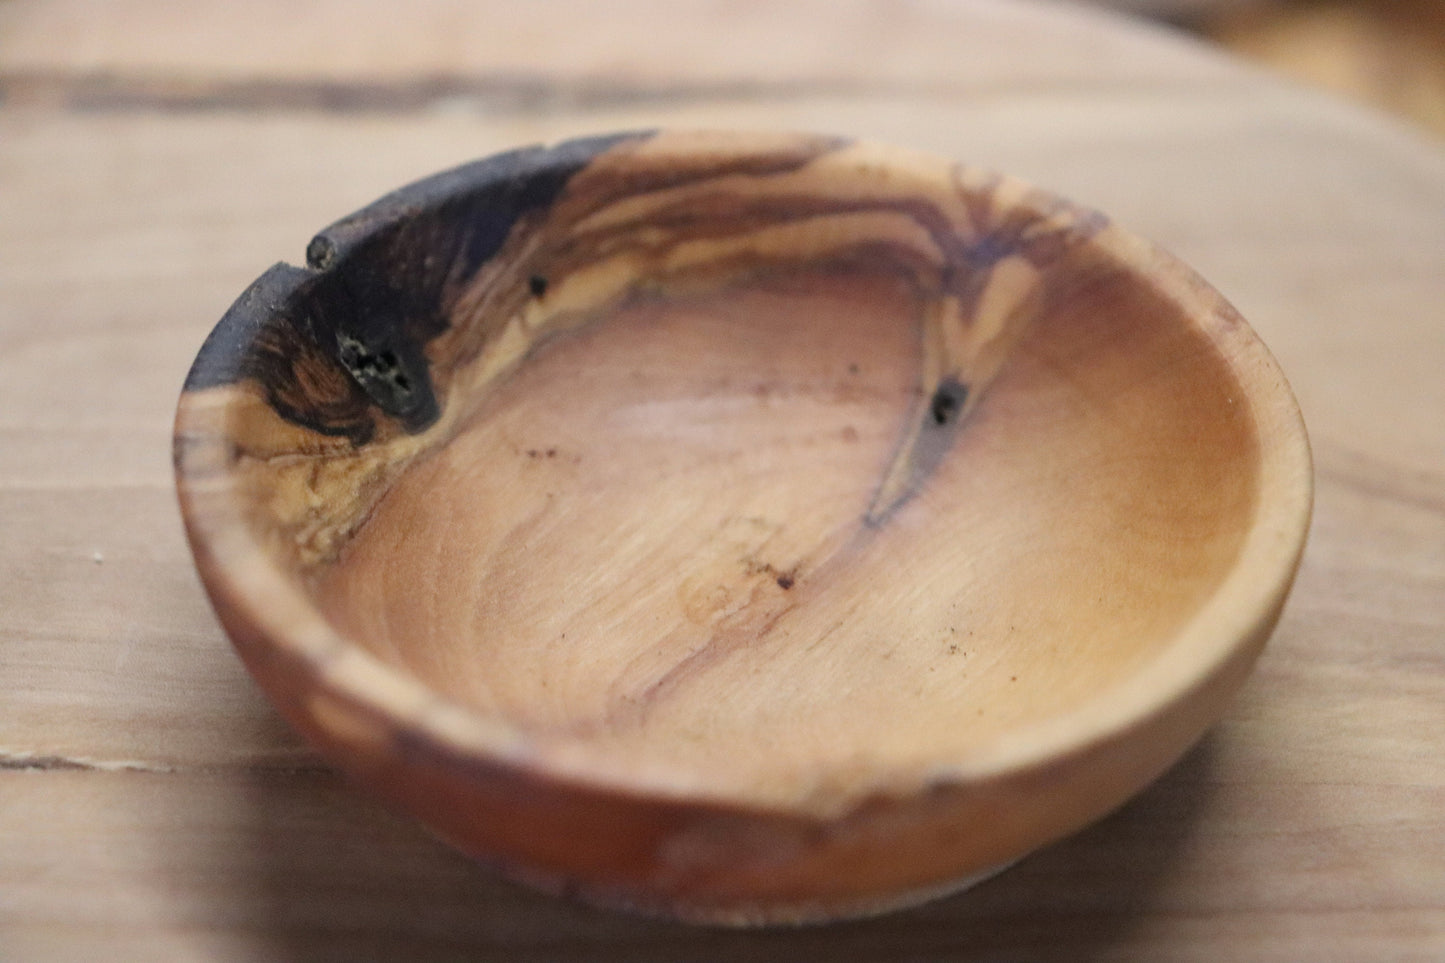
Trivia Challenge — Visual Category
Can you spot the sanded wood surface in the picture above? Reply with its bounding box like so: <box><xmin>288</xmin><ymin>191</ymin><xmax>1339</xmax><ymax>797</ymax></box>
<box><xmin>1</xmin><ymin>0</ymin><xmax>1442</xmax><ymax>959</ymax></box>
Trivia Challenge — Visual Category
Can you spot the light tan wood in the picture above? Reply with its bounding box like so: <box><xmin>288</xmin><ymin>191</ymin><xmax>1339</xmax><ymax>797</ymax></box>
<box><xmin>1</xmin><ymin>0</ymin><xmax>1442</xmax><ymax>954</ymax></box>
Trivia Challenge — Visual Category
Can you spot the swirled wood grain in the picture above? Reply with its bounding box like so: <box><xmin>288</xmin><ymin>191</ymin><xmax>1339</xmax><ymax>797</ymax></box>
<box><xmin>176</xmin><ymin>131</ymin><xmax>1106</xmax><ymax>571</ymax></box>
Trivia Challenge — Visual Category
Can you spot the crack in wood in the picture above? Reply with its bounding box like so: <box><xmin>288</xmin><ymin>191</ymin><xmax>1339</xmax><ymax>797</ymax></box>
<box><xmin>0</xmin><ymin>751</ymin><xmax>333</xmax><ymax>776</ymax></box>
<box><xmin>0</xmin><ymin>753</ymin><xmax>173</xmax><ymax>773</ymax></box>
<box><xmin>0</xmin><ymin>754</ymin><xmax>96</xmax><ymax>771</ymax></box>
<box><xmin>0</xmin><ymin>69</ymin><xmax>1239</xmax><ymax>118</ymax></box>
<box><xmin>0</xmin><ymin>69</ymin><xmax>881</xmax><ymax>117</ymax></box>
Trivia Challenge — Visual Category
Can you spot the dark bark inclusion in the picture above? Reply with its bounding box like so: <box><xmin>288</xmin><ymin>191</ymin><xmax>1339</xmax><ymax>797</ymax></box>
<box><xmin>184</xmin><ymin>132</ymin><xmax>650</xmax><ymax>443</ymax></box>
<box><xmin>336</xmin><ymin>333</ymin><xmax>415</xmax><ymax>408</ymax></box>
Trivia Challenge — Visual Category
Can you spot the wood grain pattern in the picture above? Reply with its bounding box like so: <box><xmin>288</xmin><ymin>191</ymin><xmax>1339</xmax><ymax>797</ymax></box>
<box><xmin>175</xmin><ymin>132</ymin><xmax>1110</xmax><ymax>569</ymax></box>
<box><xmin>2</xmin><ymin>0</ymin><xmax>1442</xmax><ymax>956</ymax></box>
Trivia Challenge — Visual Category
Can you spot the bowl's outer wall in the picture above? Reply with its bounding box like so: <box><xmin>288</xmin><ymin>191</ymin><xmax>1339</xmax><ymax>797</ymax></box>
<box><xmin>205</xmin><ymin>546</ymin><xmax>1282</xmax><ymax>925</ymax></box>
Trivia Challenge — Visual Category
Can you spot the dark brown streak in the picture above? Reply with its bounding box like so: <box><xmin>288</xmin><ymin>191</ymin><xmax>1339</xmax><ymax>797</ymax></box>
<box><xmin>948</xmin><ymin>165</ymin><xmax>1108</xmax><ymax>270</ymax></box>
<box><xmin>544</xmin><ymin>196</ymin><xmax>959</xmax><ymax>311</ymax></box>
<box><xmin>570</xmin><ymin>190</ymin><xmax>959</xmax><ymax>272</ymax></box>
<box><xmin>566</xmin><ymin>138</ymin><xmax>845</xmax><ymax>215</ymax></box>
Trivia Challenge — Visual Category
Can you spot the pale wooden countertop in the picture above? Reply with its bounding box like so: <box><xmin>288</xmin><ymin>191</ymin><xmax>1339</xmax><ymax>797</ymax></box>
<box><xmin>1</xmin><ymin>1</ymin><xmax>1442</xmax><ymax>959</ymax></box>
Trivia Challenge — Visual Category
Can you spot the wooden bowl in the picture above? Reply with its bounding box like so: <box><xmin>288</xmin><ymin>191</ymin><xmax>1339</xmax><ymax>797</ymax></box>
<box><xmin>174</xmin><ymin>130</ymin><xmax>1312</xmax><ymax>924</ymax></box>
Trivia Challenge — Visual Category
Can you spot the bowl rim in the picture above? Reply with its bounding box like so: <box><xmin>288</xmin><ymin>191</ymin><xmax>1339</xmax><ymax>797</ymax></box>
<box><xmin>174</xmin><ymin>130</ymin><xmax>1314</xmax><ymax>819</ymax></box>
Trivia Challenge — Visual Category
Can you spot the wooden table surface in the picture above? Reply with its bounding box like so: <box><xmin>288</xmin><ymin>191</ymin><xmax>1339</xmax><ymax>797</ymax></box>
<box><xmin>2</xmin><ymin>1</ymin><xmax>1442</xmax><ymax>959</ymax></box>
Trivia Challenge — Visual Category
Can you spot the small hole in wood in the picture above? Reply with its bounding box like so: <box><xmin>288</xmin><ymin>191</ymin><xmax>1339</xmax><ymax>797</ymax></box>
<box><xmin>930</xmin><ymin>381</ymin><xmax>967</xmax><ymax>426</ymax></box>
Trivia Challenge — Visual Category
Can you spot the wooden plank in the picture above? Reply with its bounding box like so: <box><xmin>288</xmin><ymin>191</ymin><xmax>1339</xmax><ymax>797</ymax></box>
<box><xmin>0</xmin><ymin>0</ymin><xmax>1246</xmax><ymax>89</ymax></box>
<box><xmin>1</xmin><ymin>0</ymin><xmax>1442</xmax><ymax>955</ymax></box>
<box><xmin>2</xmin><ymin>757</ymin><xmax>1440</xmax><ymax>961</ymax></box>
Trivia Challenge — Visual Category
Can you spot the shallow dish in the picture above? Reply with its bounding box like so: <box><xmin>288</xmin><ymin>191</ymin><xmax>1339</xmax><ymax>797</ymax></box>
<box><xmin>174</xmin><ymin>130</ymin><xmax>1312</xmax><ymax>924</ymax></box>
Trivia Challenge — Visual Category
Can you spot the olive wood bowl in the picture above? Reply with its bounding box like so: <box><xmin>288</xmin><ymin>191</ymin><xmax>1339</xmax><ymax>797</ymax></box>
<box><xmin>174</xmin><ymin>130</ymin><xmax>1312</xmax><ymax>925</ymax></box>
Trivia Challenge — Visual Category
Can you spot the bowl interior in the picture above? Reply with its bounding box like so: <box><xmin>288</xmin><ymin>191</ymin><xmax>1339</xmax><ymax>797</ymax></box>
<box><xmin>315</xmin><ymin>257</ymin><xmax>1257</xmax><ymax>799</ymax></box>
<box><xmin>182</xmin><ymin>133</ymin><xmax>1271</xmax><ymax>809</ymax></box>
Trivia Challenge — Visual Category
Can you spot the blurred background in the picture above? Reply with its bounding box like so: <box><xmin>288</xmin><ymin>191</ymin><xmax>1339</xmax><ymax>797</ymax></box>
<box><xmin>3</xmin><ymin>0</ymin><xmax>1443</xmax><ymax>139</ymax></box>
<box><xmin>1098</xmin><ymin>0</ymin><xmax>1445</xmax><ymax>136</ymax></box>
